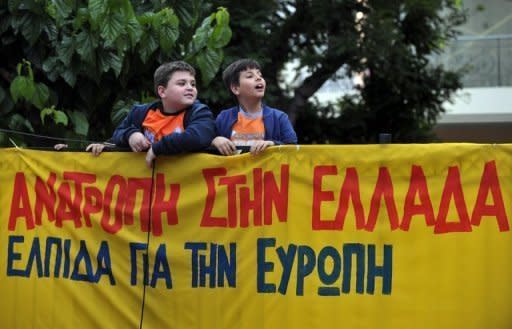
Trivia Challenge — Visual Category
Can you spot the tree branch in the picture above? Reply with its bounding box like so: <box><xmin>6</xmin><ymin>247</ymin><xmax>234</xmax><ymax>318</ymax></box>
<box><xmin>286</xmin><ymin>64</ymin><xmax>341</xmax><ymax>124</ymax></box>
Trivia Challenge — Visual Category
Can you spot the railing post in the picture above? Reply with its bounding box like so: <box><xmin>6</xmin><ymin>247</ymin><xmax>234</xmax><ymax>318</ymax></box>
<box><xmin>379</xmin><ymin>133</ymin><xmax>392</xmax><ymax>144</ymax></box>
<box><xmin>497</xmin><ymin>38</ymin><xmax>502</xmax><ymax>86</ymax></box>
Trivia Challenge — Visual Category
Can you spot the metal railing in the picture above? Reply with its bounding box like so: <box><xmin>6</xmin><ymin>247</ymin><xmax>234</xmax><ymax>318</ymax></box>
<box><xmin>434</xmin><ymin>34</ymin><xmax>512</xmax><ymax>87</ymax></box>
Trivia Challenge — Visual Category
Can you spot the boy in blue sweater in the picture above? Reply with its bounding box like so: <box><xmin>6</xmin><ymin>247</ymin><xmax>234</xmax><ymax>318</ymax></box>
<box><xmin>87</xmin><ymin>61</ymin><xmax>215</xmax><ymax>167</ymax></box>
<box><xmin>211</xmin><ymin>58</ymin><xmax>297</xmax><ymax>156</ymax></box>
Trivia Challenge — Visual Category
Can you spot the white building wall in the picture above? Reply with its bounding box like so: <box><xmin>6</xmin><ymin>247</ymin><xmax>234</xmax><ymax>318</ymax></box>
<box><xmin>435</xmin><ymin>0</ymin><xmax>512</xmax><ymax>142</ymax></box>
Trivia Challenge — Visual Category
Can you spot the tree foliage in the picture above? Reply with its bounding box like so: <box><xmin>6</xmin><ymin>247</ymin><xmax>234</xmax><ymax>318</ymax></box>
<box><xmin>207</xmin><ymin>0</ymin><xmax>466</xmax><ymax>143</ymax></box>
<box><xmin>0</xmin><ymin>0</ymin><xmax>466</xmax><ymax>146</ymax></box>
<box><xmin>0</xmin><ymin>0</ymin><xmax>231</xmax><ymax>147</ymax></box>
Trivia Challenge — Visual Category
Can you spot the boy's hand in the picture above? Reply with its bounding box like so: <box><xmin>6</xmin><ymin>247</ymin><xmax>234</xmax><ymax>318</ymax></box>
<box><xmin>85</xmin><ymin>143</ymin><xmax>106</xmax><ymax>156</ymax></box>
<box><xmin>128</xmin><ymin>132</ymin><xmax>150</xmax><ymax>152</ymax></box>
<box><xmin>54</xmin><ymin>143</ymin><xmax>68</xmax><ymax>151</ymax></box>
<box><xmin>250</xmin><ymin>140</ymin><xmax>274</xmax><ymax>155</ymax></box>
<box><xmin>145</xmin><ymin>147</ymin><xmax>156</xmax><ymax>168</ymax></box>
<box><xmin>212</xmin><ymin>136</ymin><xmax>237</xmax><ymax>156</ymax></box>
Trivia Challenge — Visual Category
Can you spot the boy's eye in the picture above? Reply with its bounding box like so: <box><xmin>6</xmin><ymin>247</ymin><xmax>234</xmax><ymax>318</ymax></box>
<box><xmin>244</xmin><ymin>72</ymin><xmax>262</xmax><ymax>79</ymax></box>
<box><xmin>176</xmin><ymin>80</ymin><xmax>196</xmax><ymax>88</ymax></box>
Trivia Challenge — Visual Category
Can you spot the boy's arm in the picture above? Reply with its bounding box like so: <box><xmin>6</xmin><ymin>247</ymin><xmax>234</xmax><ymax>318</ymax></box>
<box><xmin>111</xmin><ymin>108</ymin><xmax>141</xmax><ymax>147</ymax></box>
<box><xmin>272</xmin><ymin>112</ymin><xmax>298</xmax><ymax>145</ymax></box>
<box><xmin>214</xmin><ymin>110</ymin><xmax>231</xmax><ymax>138</ymax></box>
<box><xmin>152</xmin><ymin>107</ymin><xmax>216</xmax><ymax>155</ymax></box>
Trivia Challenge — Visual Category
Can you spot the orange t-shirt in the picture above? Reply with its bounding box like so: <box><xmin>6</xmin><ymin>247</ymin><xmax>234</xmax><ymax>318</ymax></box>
<box><xmin>230</xmin><ymin>111</ymin><xmax>265</xmax><ymax>146</ymax></box>
<box><xmin>142</xmin><ymin>109</ymin><xmax>185</xmax><ymax>143</ymax></box>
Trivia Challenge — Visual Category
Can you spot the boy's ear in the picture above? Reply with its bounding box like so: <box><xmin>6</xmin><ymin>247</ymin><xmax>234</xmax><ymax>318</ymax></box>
<box><xmin>230</xmin><ymin>84</ymin><xmax>240</xmax><ymax>96</ymax></box>
<box><xmin>157</xmin><ymin>85</ymin><xmax>166</xmax><ymax>98</ymax></box>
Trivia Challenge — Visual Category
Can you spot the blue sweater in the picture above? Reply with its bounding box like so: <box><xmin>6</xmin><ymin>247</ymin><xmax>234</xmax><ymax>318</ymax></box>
<box><xmin>111</xmin><ymin>100</ymin><xmax>216</xmax><ymax>155</ymax></box>
<box><xmin>215</xmin><ymin>105</ymin><xmax>297</xmax><ymax>145</ymax></box>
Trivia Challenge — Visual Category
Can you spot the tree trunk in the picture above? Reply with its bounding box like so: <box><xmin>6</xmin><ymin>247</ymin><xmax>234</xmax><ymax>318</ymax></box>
<box><xmin>287</xmin><ymin>66</ymin><xmax>339</xmax><ymax>125</ymax></box>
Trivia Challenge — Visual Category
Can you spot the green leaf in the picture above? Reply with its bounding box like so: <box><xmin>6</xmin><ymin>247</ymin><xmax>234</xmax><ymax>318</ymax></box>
<box><xmin>21</xmin><ymin>14</ymin><xmax>43</xmax><ymax>45</ymax></box>
<box><xmin>40</xmin><ymin>107</ymin><xmax>53</xmax><ymax>124</ymax></box>
<box><xmin>10</xmin><ymin>76</ymin><xmax>36</xmax><ymax>103</ymax></box>
<box><xmin>159</xmin><ymin>22</ymin><xmax>179</xmax><ymax>54</ymax></box>
<box><xmin>115</xmin><ymin>35</ymin><xmax>129</xmax><ymax>56</ymax></box>
<box><xmin>15</xmin><ymin>0</ymin><xmax>41</xmax><ymax>12</ymax></box>
<box><xmin>76</xmin><ymin>30</ymin><xmax>96</xmax><ymax>63</ymax></box>
<box><xmin>46</xmin><ymin>2</ymin><xmax>57</xmax><ymax>20</ymax></box>
<box><xmin>40</xmin><ymin>106</ymin><xmax>68</xmax><ymax>126</ymax></box>
<box><xmin>10</xmin><ymin>12</ymin><xmax>28</xmax><ymax>32</ymax></box>
<box><xmin>116</xmin><ymin>0</ymin><xmax>136</xmax><ymax>19</ymax></box>
<box><xmin>0</xmin><ymin>15</ymin><xmax>11</xmax><ymax>34</ymax></box>
<box><xmin>160</xmin><ymin>10</ymin><xmax>179</xmax><ymax>52</ymax></box>
<box><xmin>53</xmin><ymin>110</ymin><xmax>68</xmax><ymax>126</ymax></box>
<box><xmin>42</xmin><ymin>57</ymin><xmax>61</xmax><ymax>81</ymax></box>
<box><xmin>52</xmin><ymin>0</ymin><xmax>73</xmax><ymax>21</ymax></box>
<box><xmin>208</xmin><ymin>23</ymin><xmax>232</xmax><ymax>49</ymax></box>
<box><xmin>88</xmin><ymin>0</ymin><xmax>107</xmax><ymax>27</ymax></box>
<box><xmin>68</xmin><ymin>110</ymin><xmax>89</xmax><ymax>136</ymax></box>
<box><xmin>100</xmin><ymin>12</ymin><xmax>124</xmax><ymax>46</ymax></box>
<box><xmin>74</xmin><ymin>7</ymin><xmax>90</xmax><ymax>30</ymax></box>
<box><xmin>208</xmin><ymin>8</ymin><xmax>231</xmax><ymax>48</ymax></box>
<box><xmin>32</xmin><ymin>83</ymin><xmax>50</xmax><ymax>109</ymax></box>
<box><xmin>42</xmin><ymin>57</ymin><xmax>58</xmax><ymax>72</ymax></box>
<box><xmin>44</xmin><ymin>20</ymin><xmax>58</xmax><ymax>43</ymax></box>
<box><xmin>215</xmin><ymin>7</ymin><xmax>230</xmax><ymax>26</ymax></box>
<box><xmin>99</xmin><ymin>51</ymin><xmax>123</xmax><ymax>76</ymax></box>
<box><xmin>57</xmin><ymin>35</ymin><xmax>75</xmax><ymax>65</ymax></box>
<box><xmin>16</xmin><ymin>62</ymin><xmax>22</xmax><ymax>76</ymax></box>
<box><xmin>9</xmin><ymin>113</ymin><xmax>34</xmax><ymax>132</ymax></box>
<box><xmin>138</xmin><ymin>12</ymin><xmax>155</xmax><ymax>26</ymax></box>
<box><xmin>22</xmin><ymin>59</ymin><xmax>34</xmax><ymax>81</ymax></box>
<box><xmin>8</xmin><ymin>0</ymin><xmax>23</xmax><ymax>13</ymax></box>
<box><xmin>0</xmin><ymin>91</ymin><xmax>15</xmax><ymax>115</ymax></box>
<box><xmin>191</xmin><ymin>15</ymin><xmax>212</xmax><ymax>53</ymax></box>
<box><xmin>111</xmin><ymin>99</ymin><xmax>132</xmax><ymax>126</ymax></box>
<box><xmin>61</xmin><ymin>69</ymin><xmax>77</xmax><ymax>87</ymax></box>
<box><xmin>196</xmin><ymin>48</ymin><xmax>223</xmax><ymax>85</ymax></box>
<box><xmin>126</xmin><ymin>16</ymin><xmax>142</xmax><ymax>46</ymax></box>
<box><xmin>139</xmin><ymin>33</ymin><xmax>158</xmax><ymax>63</ymax></box>
<box><xmin>175</xmin><ymin>4</ymin><xmax>196</xmax><ymax>27</ymax></box>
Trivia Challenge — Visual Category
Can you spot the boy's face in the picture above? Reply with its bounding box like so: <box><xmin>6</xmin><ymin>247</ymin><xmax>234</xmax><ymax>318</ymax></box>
<box><xmin>158</xmin><ymin>70</ymin><xmax>197</xmax><ymax>112</ymax></box>
<box><xmin>231</xmin><ymin>68</ymin><xmax>266</xmax><ymax>100</ymax></box>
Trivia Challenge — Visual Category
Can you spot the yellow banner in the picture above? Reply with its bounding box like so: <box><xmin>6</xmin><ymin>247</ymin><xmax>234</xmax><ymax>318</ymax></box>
<box><xmin>1</xmin><ymin>144</ymin><xmax>512</xmax><ymax>329</ymax></box>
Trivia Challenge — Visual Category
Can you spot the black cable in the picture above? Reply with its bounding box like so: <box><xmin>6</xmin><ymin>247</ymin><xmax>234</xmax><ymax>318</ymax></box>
<box><xmin>0</xmin><ymin>127</ymin><xmax>102</xmax><ymax>145</ymax></box>
<box><xmin>139</xmin><ymin>159</ymin><xmax>157</xmax><ymax>329</ymax></box>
